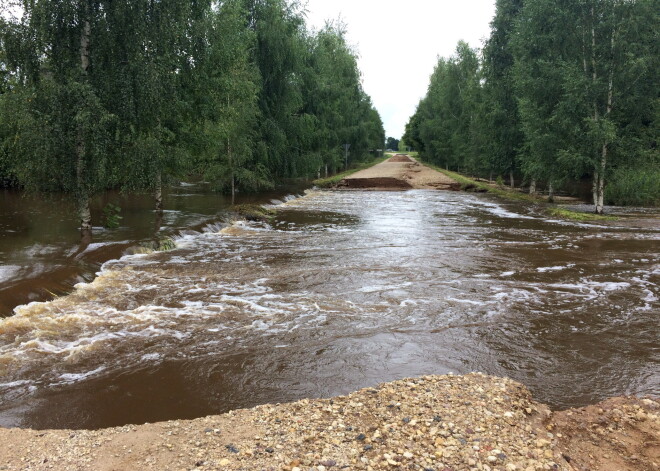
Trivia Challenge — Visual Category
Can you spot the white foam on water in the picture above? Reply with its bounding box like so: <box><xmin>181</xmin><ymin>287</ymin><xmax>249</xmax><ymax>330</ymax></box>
<box><xmin>399</xmin><ymin>299</ymin><xmax>418</xmax><ymax>307</ymax></box>
<box><xmin>587</xmin><ymin>281</ymin><xmax>631</xmax><ymax>291</ymax></box>
<box><xmin>642</xmin><ymin>290</ymin><xmax>658</xmax><ymax>303</ymax></box>
<box><xmin>357</xmin><ymin>282</ymin><xmax>412</xmax><ymax>293</ymax></box>
<box><xmin>0</xmin><ymin>265</ymin><xmax>21</xmax><ymax>283</ymax></box>
<box><xmin>500</xmin><ymin>271</ymin><xmax>515</xmax><ymax>277</ymax></box>
<box><xmin>140</xmin><ymin>353</ymin><xmax>162</xmax><ymax>361</ymax></box>
<box><xmin>479</xmin><ymin>201</ymin><xmax>536</xmax><ymax>220</ymax></box>
<box><xmin>537</xmin><ymin>264</ymin><xmax>575</xmax><ymax>273</ymax></box>
<box><xmin>56</xmin><ymin>366</ymin><xmax>106</xmax><ymax>384</ymax></box>
<box><xmin>447</xmin><ymin>297</ymin><xmax>490</xmax><ymax>306</ymax></box>
<box><xmin>0</xmin><ymin>380</ymin><xmax>32</xmax><ymax>389</ymax></box>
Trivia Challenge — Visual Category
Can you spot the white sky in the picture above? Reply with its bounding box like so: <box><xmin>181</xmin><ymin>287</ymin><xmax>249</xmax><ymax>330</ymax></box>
<box><xmin>304</xmin><ymin>0</ymin><xmax>496</xmax><ymax>139</ymax></box>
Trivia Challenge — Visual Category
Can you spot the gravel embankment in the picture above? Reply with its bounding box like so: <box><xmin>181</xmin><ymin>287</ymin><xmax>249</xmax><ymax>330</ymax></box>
<box><xmin>340</xmin><ymin>155</ymin><xmax>459</xmax><ymax>190</ymax></box>
<box><xmin>0</xmin><ymin>373</ymin><xmax>657</xmax><ymax>471</ymax></box>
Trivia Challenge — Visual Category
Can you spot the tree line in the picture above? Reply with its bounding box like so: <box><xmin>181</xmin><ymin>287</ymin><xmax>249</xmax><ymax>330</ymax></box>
<box><xmin>0</xmin><ymin>0</ymin><xmax>385</xmax><ymax>229</ymax></box>
<box><xmin>404</xmin><ymin>0</ymin><xmax>658</xmax><ymax>212</ymax></box>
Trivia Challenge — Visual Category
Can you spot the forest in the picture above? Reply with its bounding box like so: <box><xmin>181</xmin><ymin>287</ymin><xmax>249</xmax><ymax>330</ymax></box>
<box><xmin>0</xmin><ymin>0</ymin><xmax>385</xmax><ymax>228</ymax></box>
<box><xmin>404</xmin><ymin>0</ymin><xmax>659</xmax><ymax>212</ymax></box>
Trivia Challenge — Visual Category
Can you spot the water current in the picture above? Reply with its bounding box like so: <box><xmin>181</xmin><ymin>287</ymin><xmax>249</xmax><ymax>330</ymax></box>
<box><xmin>0</xmin><ymin>189</ymin><xmax>658</xmax><ymax>429</ymax></box>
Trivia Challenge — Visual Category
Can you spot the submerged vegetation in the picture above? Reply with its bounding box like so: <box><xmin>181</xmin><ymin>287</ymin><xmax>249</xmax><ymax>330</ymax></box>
<box><xmin>0</xmin><ymin>0</ymin><xmax>384</xmax><ymax>229</ymax></box>
<box><xmin>546</xmin><ymin>207</ymin><xmax>617</xmax><ymax>222</ymax></box>
<box><xmin>230</xmin><ymin>204</ymin><xmax>276</xmax><ymax>222</ymax></box>
<box><xmin>431</xmin><ymin>164</ymin><xmax>618</xmax><ymax>221</ymax></box>
<box><xmin>404</xmin><ymin>0</ymin><xmax>659</xmax><ymax>213</ymax></box>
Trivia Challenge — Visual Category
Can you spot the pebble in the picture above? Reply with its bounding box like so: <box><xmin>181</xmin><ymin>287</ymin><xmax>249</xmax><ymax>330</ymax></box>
<box><xmin>0</xmin><ymin>373</ymin><xmax>616</xmax><ymax>471</ymax></box>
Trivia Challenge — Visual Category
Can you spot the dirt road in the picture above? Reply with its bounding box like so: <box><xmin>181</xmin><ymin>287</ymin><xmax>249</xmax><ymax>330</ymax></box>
<box><xmin>338</xmin><ymin>154</ymin><xmax>460</xmax><ymax>190</ymax></box>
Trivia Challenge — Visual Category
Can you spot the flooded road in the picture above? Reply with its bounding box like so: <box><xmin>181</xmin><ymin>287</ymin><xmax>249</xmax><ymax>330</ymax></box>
<box><xmin>0</xmin><ymin>184</ymin><xmax>304</xmax><ymax>317</ymax></box>
<box><xmin>0</xmin><ymin>189</ymin><xmax>658</xmax><ymax>429</ymax></box>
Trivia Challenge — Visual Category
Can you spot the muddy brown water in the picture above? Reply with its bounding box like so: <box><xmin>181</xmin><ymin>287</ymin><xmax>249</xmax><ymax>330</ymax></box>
<box><xmin>0</xmin><ymin>189</ymin><xmax>658</xmax><ymax>430</ymax></box>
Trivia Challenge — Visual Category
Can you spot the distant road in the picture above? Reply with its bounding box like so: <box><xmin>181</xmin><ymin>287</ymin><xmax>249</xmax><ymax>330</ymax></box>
<box><xmin>339</xmin><ymin>154</ymin><xmax>460</xmax><ymax>190</ymax></box>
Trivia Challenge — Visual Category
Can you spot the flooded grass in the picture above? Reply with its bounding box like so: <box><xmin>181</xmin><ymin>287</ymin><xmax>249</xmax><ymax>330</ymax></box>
<box><xmin>547</xmin><ymin>207</ymin><xmax>617</xmax><ymax>221</ymax></box>
<box><xmin>426</xmin><ymin>164</ymin><xmax>621</xmax><ymax>221</ymax></box>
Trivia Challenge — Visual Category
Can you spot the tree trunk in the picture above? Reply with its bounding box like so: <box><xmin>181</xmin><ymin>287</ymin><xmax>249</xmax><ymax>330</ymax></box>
<box><xmin>529</xmin><ymin>179</ymin><xmax>536</xmax><ymax>195</ymax></box>
<box><xmin>76</xmin><ymin>14</ymin><xmax>92</xmax><ymax>232</ymax></box>
<box><xmin>80</xmin><ymin>19</ymin><xmax>91</xmax><ymax>73</ymax></box>
<box><xmin>509</xmin><ymin>170</ymin><xmax>515</xmax><ymax>189</ymax></box>
<box><xmin>231</xmin><ymin>173</ymin><xmax>235</xmax><ymax>205</ymax></box>
<box><xmin>592</xmin><ymin>171</ymin><xmax>599</xmax><ymax>209</ymax></box>
<box><xmin>547</xmin><ymin>182</ymin><xmax>555</xmax><ymax>203</ymax></box>
<box><xmin>154</xmin><ymin>171</ymin><xmax>163</xmax><ymax>213</ymax></box>
<box><xmin>594</xmin><ymin>17</ymin><xmax>617</xmax><ymax>215</ymax></box>
<box><xmin>78</xmin><ymin>193</ymin><xmax>92</xmax><ymax>231</ymax></box>
<box><xmin>325</xmin><ymin>164</ymin><xmax>328</xmax><ymax>178</ymax></box>
<box><xmin>596</xmin><ymin>151</ymin><xmax>606</xmax><ymax>214</ymax></box>
<box><xmin>227</xmin><ymin>135</ymin><xmax>235</xmax><ymax>205</ymax></box>
<box><xmin>153</xmin><ymin>209</ymin><xmax>163</xmax><ymax>238</ymax></box>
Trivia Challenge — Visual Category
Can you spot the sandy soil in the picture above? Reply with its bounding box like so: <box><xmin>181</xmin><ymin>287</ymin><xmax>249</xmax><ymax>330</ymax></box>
<box><xmin>0</xmin><ymin>373</ymin><xmax>657</xmax><ymax>471</ymax></box>
<box><xmin>338</xmin><ymin>155</ymin><xmax>460</xmax><ymax>190</ymax></box>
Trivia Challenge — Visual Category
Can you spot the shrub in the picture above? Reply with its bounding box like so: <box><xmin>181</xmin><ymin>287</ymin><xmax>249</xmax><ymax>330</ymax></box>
<box><xmin>606</xmin><ymin>167</ymin><xmax>660</xmax><ymax>207</ymax></box>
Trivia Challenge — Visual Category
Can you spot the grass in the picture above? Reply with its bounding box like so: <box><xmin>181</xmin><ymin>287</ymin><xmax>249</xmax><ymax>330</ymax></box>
<box><xmin>426</xmin><ymin>164</ymin><xmax>537</xmax><ymax>202</ymax></box>
<box><xmin>133</xmin><ymin>236</ymin><xmax>178</xmax><ymax>254</ymax></box>
<box><xmin>547</xmin><ymin>207</ymin><xmax>617</xmax><ymax>221</ymax></box>
<box><xmin>313</xmin><ymin>156</ymin><xmax>389</xmax><ymax>188</ymax></box>
<box><xmin>230</xmin><ymin>204</ymin><xmax>276</xmax><ymax>222</ymax></box>
<box><xmin>422</xmin><ymin>161</ymin><xmax>618</xmax><ymax>221</ymax></box>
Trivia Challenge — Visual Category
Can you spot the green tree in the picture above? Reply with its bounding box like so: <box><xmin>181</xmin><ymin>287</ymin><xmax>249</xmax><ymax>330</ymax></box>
<box><xmin>482</xmin><ymin>0</ymin><xmax>524</xmax><ymax>188</ymax></box>
<box><xmin>194</xmin><ymin>0</ymin><xmax>265</xmax><ymax>202</ymax></box>
<box><xmin>513</xmin><ymin>0</ymin><xmax>659</xmax><ymax>211</ymax></box>
<box><xmin>386</xmin><ymin>137</ymin><xmax>400</xmax><ymax>151</ymax></box>
<box><xmin>1</xmin><ymin>0</ymin><xmax>117</xmax><ymax>230</ymax></box>
<box><xmin>411</xmin><ymin>42</ymin><xmax>482</xmax><ymax>174</ymax></box>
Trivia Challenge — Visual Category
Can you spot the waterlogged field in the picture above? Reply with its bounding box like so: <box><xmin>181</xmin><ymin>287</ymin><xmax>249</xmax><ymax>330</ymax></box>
<box><xmin>0</xmin><ymin>190</ymin><xmax>658</xmax><ymax>429</ymax></box>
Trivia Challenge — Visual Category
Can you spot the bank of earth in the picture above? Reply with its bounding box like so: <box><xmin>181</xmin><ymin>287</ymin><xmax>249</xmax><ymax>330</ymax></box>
<box><xmin>336</xmin><ymin>155</ymin><xmax>461</xmax><ymax>191</ymax></box>
<box><xmin>0</xmin><ymin>374</ymin><xmax>657</xmax><ymax>471</ymax></box>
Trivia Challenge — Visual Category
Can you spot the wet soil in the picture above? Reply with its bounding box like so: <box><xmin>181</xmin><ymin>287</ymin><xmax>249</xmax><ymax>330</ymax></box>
<box><xmin>338</xmin><ymin>177</ymin><xmax>413</xmax><ymax>190</ymax></box>
<box><xmin>551</xmin><ymin>396</ymin><xmax>660</xmax><ymax>471</ymax></box>
<box><xmin>388</xmin><ymin>154</ymin><xmax>415</xmax><ymax>163</ymax></box>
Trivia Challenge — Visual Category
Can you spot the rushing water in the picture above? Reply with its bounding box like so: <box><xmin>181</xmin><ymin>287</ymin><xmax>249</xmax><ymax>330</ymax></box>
<box><xmin>0</xmin><ymin>189</ymin><xmax>658</xmax><ymax>429</ymax></box>
<box><xmin>0</xmin><ymin>183</ymin><xmax>304</xmax><ymax>317</ymax></box>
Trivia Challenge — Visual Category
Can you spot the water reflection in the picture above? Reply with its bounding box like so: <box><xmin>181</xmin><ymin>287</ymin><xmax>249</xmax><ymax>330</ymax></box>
<box><xmin>0</xmin><ymin>183</ymin><xmax>307</xmax><ymax>317</ymax></box>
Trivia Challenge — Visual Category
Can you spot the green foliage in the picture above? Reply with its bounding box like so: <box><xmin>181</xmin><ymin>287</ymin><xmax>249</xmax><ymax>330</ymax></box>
<box><xmin>405</xmin><ymin>0</ymin><xmax>659</xmax><ymax>209</ymax></box>
<box><xmin>0</xmin><ymin>0</ymin><xmax>385</xmax><ymax>223</ymax></box>
<box><xmin>102</xmin><ymin>203</ymin><xmax>122</xmax><ymax>229</ymax></box>
<box><xmin>408</xmin><ymin>42</ymin><xmax>483</xmax><ymax>174</ymax></box>
<box><xmin>546</xmin><ymin>207</ymin><xmax>617</xmax><ymax>222</ymax></box>
<box><xmin>230</xmin><ymin>204</ymin><xmax>276</xmax><ymax>222</ymax></box>
<box><xmin>134</xmin><ymin>237</ymin><xmax>177</xmax><ymax>254</ymax></box>
<box><xmin>386</xmin><ymin>137</ymin><xmax>400</xmax><ymax>150</ymax></box>
<box><xmin>605</xmin><ymin>167</ymin><xmax>660</xmax><ymax>207</ymax></box>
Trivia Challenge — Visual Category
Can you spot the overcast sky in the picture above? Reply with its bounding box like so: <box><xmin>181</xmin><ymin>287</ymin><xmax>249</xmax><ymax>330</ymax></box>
<box><xmin>304</xmin><ymin>0</ymin><xmax>496</xmax><ymax>140</ymax></box>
